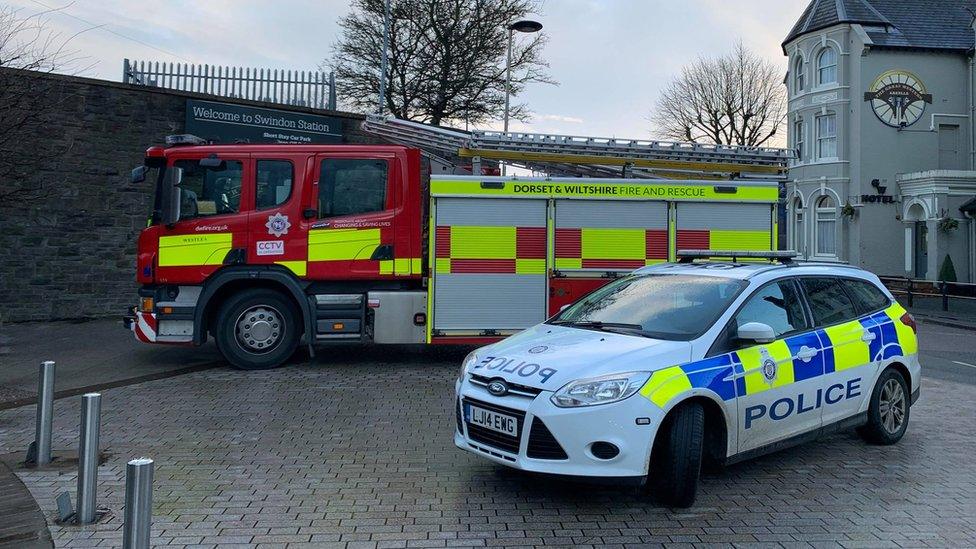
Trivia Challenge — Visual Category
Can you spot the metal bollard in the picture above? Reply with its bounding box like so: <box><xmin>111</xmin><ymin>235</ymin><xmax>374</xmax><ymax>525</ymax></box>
<box><xmin>76</xmin><ymin>393</ymin><xmax>101</xmax><ymax>524</ymax></box>
<box><xmin>123</xmin><ymin>458</ymin><xmax>154</xmax><ymax>549</ymax></box>
<box><xmin>33</xmin><ymin>361</ymin><xmax>56</xmax><ymax>466</ymax></box>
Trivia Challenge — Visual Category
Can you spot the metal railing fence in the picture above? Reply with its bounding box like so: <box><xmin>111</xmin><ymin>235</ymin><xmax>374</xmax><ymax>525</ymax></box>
<box><xmin>123</xmin><ymin>59</ymin><xmax>336</xmax><ymax>110</ymax></box>
<box><xmin>879</xmin><ymin>276</ymin><xmax>976</xmax><ymax>314</ymax></box>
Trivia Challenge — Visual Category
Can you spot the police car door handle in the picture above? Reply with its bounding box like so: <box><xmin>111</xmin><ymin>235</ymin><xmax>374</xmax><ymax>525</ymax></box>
<box><xmin>796</xmin><ymin>346</ymin><xmax>818</xmax><ymax>362</ymax></box>
<box><xmin>861</xmin><ymin>331</ymin><xmax>877</xmax><ymax>342</ymax></box>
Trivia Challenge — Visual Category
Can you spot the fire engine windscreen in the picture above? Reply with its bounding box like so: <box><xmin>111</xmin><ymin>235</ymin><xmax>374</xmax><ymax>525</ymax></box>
<box><xmin>549</xmin><ymin>274</ymin><xmax>747</xmax><ymax>341</ymax></box>
<box><xmin>149</xmin><ymin>159</ymin><xmax>244</xmax><ymax>225</ymax></box>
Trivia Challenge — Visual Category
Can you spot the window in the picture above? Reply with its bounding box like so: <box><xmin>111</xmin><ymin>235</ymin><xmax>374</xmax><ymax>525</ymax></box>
<box><xmin>815</xmin><ymin>195</ymin><xmax>837</xmax><ymax>256</ymax></box>
<box><xmin>256</xmin><ymin>160</ymin><xmax>293</xmax><ymax>210</ymax></box>
<box><xmin>552</xmin><ymin>274</ymin><xmax>747</xmax><ymax>341</ymax></box>
<box><xmin>793</xmin><ymin>57</ymin><xmax>805</xmax><ymax>93</ymax></box>
<box><xmin>801</xmin><ymin>278</ymin><xmax>858</xmax><ymax>326</ymax></box>
<box><xmin>318</xmin><ymin>159</ymin><xmax>389</xmax><ymax>217</ymax></box>
<box><xmin>734</xmin><ymin>280</ymin><xmax>809</xmax><ymax>340</ymax></box>
<box><xmin>789</xmin><ymin>196</ymin><xmax>805</xmax><ymax>254</ymax></box>
<box><xmin>174</xmin><ymin>159</ymin><xmax>243</xmax><ymax>220</ymax></box>
<box><xmin>794</xmin><ymin>118</ymin><xmax>805</xmax><ymax>162</ymax></box>
<box><xmin>842</xmin><ymin>279</ymin><xmax>891</xmax><ymax>313</ymax></box>
<box><xmin>817</xmin><ymin>47</ymin><xmax>837</xmax><ymax>85</ymax></box>
<box><xmin>816</xmin><ymin>114</ymin><xmax>837</xmax><ymax>159</ymax></box>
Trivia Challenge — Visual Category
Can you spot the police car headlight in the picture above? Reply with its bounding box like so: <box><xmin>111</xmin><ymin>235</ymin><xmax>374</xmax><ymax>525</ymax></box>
<box><xmin>459</xmin><ymin>350</ymin><xmax>480</xmax><ymax>381</ymax></box>
<box><xmin>550</xmin><ymin>371</ymin><xmax>651</xmax><ymax>408</ymax></box>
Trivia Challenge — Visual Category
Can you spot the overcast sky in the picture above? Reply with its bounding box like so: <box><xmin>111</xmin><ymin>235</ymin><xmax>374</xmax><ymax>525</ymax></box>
<box><xmin>8</xmin><ymin>0</ymin><xmax>809</xmax><ymax>142</ymax></box>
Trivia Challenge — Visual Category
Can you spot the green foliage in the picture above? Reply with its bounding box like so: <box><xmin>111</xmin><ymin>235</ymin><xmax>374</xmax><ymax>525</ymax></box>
<box><xmin>938</xmin><ymin>255</ymin><xmax>957</xmax><ymax>283</ymax></box>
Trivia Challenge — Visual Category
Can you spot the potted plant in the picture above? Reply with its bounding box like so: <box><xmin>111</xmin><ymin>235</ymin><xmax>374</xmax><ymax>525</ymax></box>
<box><xmin>841</xmin><ymin>202</ymin><xmax>857</xmax><ymax>219</ymax></box>
<box><xmin>937</xmin><ymin>216</ymin><xmax>959</xmax><ymax>233</ymax></box>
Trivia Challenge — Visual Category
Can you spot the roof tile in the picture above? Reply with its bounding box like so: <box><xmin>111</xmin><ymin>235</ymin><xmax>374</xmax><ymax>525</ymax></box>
<box><xmin>784</xmin><ymin>0</ymin><xmax>976</xmax><ymax>51</ymax></box>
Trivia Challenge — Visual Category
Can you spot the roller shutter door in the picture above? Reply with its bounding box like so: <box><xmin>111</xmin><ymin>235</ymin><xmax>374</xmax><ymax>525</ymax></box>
<box><xmin>433</xmin><ymin>198</ymin><xmax>547</xmax><ymax>331</ymax></box>
<box><xmin>554</xmin><ymin>199</ymin><xmax>668</xmax><ymax>271</ymax></box>
<box><xmin>675</xmin><ymin>202</ymin><xmax>773</xmax><ymax>252</ymax></box>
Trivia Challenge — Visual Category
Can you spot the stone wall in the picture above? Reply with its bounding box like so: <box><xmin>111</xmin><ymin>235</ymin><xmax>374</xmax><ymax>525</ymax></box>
<box><xmin>0</xmin><ymin>69</ymin><xmax>372</xmax><ymax>322</ymax></box>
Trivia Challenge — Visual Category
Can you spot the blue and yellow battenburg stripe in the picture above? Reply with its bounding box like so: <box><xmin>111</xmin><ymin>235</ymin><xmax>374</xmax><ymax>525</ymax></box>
<box><xmin>640</xmin><ymin>303</ymin><xmax>915</xmax><ymax>408</ymax></box>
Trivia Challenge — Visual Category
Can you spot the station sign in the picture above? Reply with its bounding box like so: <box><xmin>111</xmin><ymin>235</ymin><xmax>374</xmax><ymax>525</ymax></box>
<box><xmin>185</xmin><ymin>99</ymin><xmax>343</xmax><ymax>144</ymax></box>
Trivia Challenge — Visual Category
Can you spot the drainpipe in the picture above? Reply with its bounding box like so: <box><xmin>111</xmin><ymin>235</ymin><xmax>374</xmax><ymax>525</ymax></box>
<box><xmin>970</xmin><ymin>16</ymin><xmax>975</xmax><ymax>169</ymax></box>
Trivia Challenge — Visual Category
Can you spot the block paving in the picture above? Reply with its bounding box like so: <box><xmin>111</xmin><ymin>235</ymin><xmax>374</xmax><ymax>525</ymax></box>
<box><xmin>1</xmin><ymin>345</ymin><xmax>974</xmax><ymax>548</ymax></box>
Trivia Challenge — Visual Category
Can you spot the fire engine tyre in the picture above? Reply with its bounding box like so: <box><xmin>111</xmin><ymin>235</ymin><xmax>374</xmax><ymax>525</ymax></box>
<box><xmin>647</xmin><ymin>401</ymin><xmax>704</xmax><ymax>508</ymax></box>
<box><xmin>857</xmin><ymin>367</ymin><xmax>910</xmax><ymax>445</ymax></box>
<box><xmin>215</xmin><ymin>289</ymin><xmax>301</xmax><ymax>370</ymax></box>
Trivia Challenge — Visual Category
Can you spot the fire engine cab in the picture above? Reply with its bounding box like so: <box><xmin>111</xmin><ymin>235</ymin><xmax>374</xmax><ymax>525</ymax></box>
<box><xmin>124</xmin><ymin>121</ymin><xmax>790</xmax><ymax>370</ymax></box>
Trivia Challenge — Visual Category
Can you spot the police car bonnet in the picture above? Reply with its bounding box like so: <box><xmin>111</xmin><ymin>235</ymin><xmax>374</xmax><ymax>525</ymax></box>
<box><xmin>468</xmin><ymin>324</ymin><xmax>691</xmax><ymax>389</ymax></box>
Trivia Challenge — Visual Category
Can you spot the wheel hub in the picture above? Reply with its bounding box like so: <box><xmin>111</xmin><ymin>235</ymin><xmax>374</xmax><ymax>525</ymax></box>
<box><xmin>235</xmin><ymin>306</ymin><xmax>283</xmax><ymax>353</ymax></box>
<box><xmin>879</xmin><ymin>378</ymin><xmax>906</xmax><ymax>434</ymax></box>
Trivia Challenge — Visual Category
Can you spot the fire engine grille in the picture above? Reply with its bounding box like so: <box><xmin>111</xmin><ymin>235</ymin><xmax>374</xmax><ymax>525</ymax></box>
<box><xmin>462</xmin><ymin>398</ymin><xmax>525</xmax><ymax>454</ymax></box>
<box><xmin>526</xmin><ymin>418</ymin><xmax>568</xmax><ymax>460</ymax></box>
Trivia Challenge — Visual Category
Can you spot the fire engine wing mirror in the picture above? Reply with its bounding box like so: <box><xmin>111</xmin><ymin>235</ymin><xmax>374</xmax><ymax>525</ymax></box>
<box><xmin>737</xmin><ymin>322</ymin><xmax>776</xmax><ymax>344</ymax></box>
<box><xmin>130</xmin><ymin>165</ymin><xmax>148</xmax><ymax>184</ymax></box>
<box><xmin>160</xmin><ymin>167</ymin><xmax>183</xmax><ymax>226</ymax></box>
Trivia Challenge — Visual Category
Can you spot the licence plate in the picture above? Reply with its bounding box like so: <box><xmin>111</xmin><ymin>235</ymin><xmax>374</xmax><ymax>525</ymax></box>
<box><xmin>466</xmin><ymin>404</ymin><xmax>518</xmax><ymax>437</ymax></box>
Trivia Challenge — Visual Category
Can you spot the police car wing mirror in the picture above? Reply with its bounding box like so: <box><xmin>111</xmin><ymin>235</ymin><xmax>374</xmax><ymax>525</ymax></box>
<box><xmin>737</xmin><ymin>322</ymin><xmax>776</xmax><ymax>344</ymax></box>
<box><xmin>160</xmin><ymin>167</ymin><xmax>183</xmax><ymax>226</ymax></box>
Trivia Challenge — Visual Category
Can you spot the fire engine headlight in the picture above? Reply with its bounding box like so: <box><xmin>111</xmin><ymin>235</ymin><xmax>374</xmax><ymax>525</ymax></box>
<box><xmin>459</xmin><ymin>350</ymin><xmax>480</xmax><ymax>381</ymax></box>
<box><xmin>551</xmin><ymin>371</ymin><xmax>651</xmax><ymax>408</ymax></box>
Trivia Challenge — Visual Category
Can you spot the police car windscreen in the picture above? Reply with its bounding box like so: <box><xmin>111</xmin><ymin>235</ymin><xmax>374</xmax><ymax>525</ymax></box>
<box><xmin>551</xmin><ymin>274</ymin><xmax>747</xmax><ymax>340</ymax></box>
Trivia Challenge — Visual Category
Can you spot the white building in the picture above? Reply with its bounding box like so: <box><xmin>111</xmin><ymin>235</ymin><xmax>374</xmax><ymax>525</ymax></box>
<box><xmin>784</xmin><ymin>0</ymin><xmax>976</xmax><ymax>282</ymax></box>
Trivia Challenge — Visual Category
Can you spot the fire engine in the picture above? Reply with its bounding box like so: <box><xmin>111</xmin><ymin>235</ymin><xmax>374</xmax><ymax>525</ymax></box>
<box><xmin>123</xmin><ymin>117</ymin><xmax>791</xmax><ymax>369</ymax></box>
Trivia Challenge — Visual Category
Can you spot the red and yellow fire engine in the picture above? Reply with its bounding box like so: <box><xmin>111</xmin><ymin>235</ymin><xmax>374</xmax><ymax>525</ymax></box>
<box><xmin>124</xmin><ymin>123</ymin><xmax>788</xmax><ymax>369</ymax></box>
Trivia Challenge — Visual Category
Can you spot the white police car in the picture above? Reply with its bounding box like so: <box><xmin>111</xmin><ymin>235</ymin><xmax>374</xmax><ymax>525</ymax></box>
<box><xmin>454</xmin><ymin>252</ymin><xmax>920</xmax><ymax>507</ymax></box>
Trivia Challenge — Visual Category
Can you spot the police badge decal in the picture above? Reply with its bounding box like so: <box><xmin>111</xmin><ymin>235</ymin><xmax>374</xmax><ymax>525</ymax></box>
<box><xmin>265</xmin><ymin>212</ymin><xmax>291</xmax><ymax>237</ymax></box>
<box><xmin>759</xmin><ymin>346</ymin><xmax>777</xmax><ymax>382</ymax></box>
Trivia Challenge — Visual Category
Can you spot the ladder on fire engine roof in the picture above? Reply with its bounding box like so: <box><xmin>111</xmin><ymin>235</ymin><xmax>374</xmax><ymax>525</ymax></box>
<box><xmin>361</xmin><ymin>114</ymin><xmax>793</xmax><ymax>181</ymax></box>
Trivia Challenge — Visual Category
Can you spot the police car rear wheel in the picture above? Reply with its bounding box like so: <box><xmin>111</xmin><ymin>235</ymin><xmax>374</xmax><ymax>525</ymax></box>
<box><xmin>216</xmin><ymin>289</ymin><xmax>300</xmax><ymax>370</ymax></box>
<box><xmin>648</xmin><ymin>401</ymin><xmax>704</xmax><ymax>508</ymax></box>
<box><xmin>858</xmin><ymin>368</ymin><xmax>910</xmax><ymax>445</ymax></box>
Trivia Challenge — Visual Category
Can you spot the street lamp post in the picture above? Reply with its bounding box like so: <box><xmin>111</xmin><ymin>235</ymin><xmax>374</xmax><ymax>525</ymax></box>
<box><xmin>502</xmin><ymin>19</ymin><xmax>542</xmax><ymax>175</ymax></box>
<box><xmin>378</xmin><ymin>0</ymin><xmax>392</xmax><ymax>115</ymax></box>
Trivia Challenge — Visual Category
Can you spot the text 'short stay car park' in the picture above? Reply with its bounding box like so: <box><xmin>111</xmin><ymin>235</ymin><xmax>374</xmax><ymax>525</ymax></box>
<box><xmin>454</xmin><ymin>256</ymin><xmax>920</xmax><ymax>507</ymax></box>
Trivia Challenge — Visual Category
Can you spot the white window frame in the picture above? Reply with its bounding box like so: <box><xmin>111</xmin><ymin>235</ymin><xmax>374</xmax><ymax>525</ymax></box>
<box><xmin>789</xmin><ymin>196</ymin><xmax>806</xmax><ymax>255</ymax></box>
<box><xmin>794</xmin><ymin>118</ymin><xmax>805</xmax><ymax>163</ymax></box>
<box><xmin>793</xmin><ymin>56</ymin><xmax>805</xmax><ymax>93</ymax></box>
<box><xmin>814</xmin><ymin>195</ymin><xmax>838</xmax><ymax>258</ymax></box>
<box><xmin>816</xmin><ymin>113</ymin><xmax>837</xmax><ymax>160</ymax></box>
<box><xmin>817</xmin><ymin>47</ymin><xmax>837</xmax><ymax>85</ymax></box>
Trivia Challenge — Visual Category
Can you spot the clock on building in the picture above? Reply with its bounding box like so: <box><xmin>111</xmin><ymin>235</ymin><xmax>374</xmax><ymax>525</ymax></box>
<box><xmin>864</xmin><ymin>70</ymin><xmax>932</xmax><ymax>128</ymax></box>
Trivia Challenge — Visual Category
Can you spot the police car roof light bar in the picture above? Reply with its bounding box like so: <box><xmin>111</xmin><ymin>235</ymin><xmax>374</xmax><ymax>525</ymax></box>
<box><xmin>676</xmin><ymin>250</ymin><xmax>799</xmax><ymax>264</ymax></box>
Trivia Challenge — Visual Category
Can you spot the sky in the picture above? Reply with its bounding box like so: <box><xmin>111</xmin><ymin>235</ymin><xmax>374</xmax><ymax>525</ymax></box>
<box><xmin>6</xmin><ymin>0</ymin><xmax>810</xmax><ymax>143</ymax></box>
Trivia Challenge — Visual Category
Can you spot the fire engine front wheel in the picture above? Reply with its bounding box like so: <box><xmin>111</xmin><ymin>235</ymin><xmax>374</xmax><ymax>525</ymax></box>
<box><xmin>215</xmin><ymin>289</ymin><xmax>301</xmax><ymax>370</ymax></box>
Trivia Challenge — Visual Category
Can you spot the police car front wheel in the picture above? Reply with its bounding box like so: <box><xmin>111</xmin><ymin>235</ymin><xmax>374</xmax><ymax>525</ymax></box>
<box><xmin>858</xmin><ymin>367</ymin><xmax>910</xmax><ymax>445</ymax></box>
<box><xmin>646</xmin><ymin>401</ymin><xmax>705</xmax><ymax>508</ymax></box>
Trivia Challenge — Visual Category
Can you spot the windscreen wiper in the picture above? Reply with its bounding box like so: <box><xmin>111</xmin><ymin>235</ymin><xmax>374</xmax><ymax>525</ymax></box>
<box><xmin>550</xmin><ymin>320</ymin><xmax>653</xmax><ymax>337</ymax></box>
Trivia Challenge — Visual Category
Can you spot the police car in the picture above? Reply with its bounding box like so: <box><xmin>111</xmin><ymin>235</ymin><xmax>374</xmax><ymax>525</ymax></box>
<box><xmin>453</xmin><ymin>251</ymin><xmax>920</xmax><ymax>507</ymax></box>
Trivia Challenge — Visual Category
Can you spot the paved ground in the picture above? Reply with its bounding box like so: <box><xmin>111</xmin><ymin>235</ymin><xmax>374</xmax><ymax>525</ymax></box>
<box><xmin>2</xmin><ymin>334</ymin><xmax>975</xmax><ymax>549</ymax></box>
<box><xmin>0</xmin><ymin>319</ymin><xmax>223</xmax><ymax>408</ymax></box>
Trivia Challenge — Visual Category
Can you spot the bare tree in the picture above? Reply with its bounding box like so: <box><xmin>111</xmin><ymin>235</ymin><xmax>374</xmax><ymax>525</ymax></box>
<box><xmin>0</xmin><ymin>4</ymin><xmax>87</xmax><ymax>206</ymax></box>
<box><xmin>651</xmin><ymin>42</ymin><xmax>786</xmax><ymax>147</ymax></box>
<box><xmin>325</xmin><ymin>0</ymin><xmax>554</xmax><ymax>126</ymax></box>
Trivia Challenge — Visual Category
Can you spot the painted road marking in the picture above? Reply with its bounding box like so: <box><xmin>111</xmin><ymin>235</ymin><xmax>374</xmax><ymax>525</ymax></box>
<box><xmin>951</xmin><ymin>360</ymin><xmax>976</xmax><ymax>369</ymax></box>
